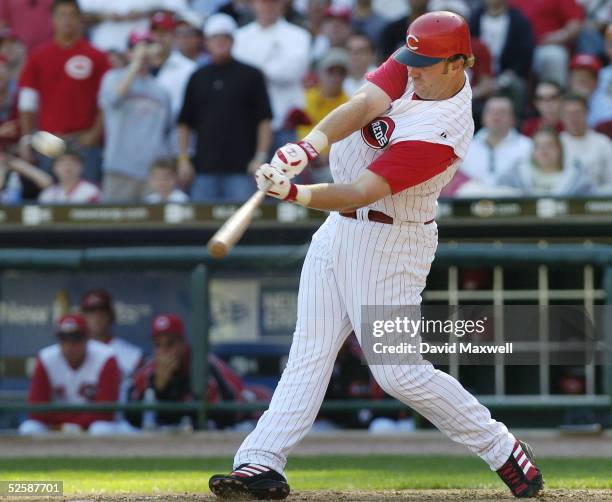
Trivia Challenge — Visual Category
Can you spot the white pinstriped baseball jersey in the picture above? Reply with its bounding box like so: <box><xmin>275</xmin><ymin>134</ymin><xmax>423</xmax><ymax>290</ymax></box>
<box><xmin>329</xmin><ymin>73</ymin><xmax>474</xmax><ymax>222</ymax></box>
<box><xmin>234</xmin><ymin>67</ymin><xmax>515</xmax><ymax>478</ymax></box>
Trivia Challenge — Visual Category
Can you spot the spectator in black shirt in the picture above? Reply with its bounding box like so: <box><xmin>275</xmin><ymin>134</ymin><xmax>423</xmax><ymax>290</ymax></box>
<box><xmin>469</xmin><ymin>0</ymin><xmax>534</xmax><ymax>80</ymax></box>
<box><xmin>378</xmin><ymin>0</ymin><xmax>429</xmax><ymax>61</ymax></box>
<box><xmin>177</xmin><ymin>13</ymin><xmax>272</xmax><ymax>202</ymax></box>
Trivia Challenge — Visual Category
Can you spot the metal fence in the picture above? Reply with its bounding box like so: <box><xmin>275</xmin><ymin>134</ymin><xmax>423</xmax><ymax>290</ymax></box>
<box><xmin>1</xmin><ymin>244</ymin><xmax>611</xmax><ymax>429</ymax></box>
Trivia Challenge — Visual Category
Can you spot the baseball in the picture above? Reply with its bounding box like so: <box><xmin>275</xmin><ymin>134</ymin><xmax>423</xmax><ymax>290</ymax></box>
<box><xmin>31</xmin><ymin>131</ymin><xmax>66</xmax><ymax>158</ymax></box>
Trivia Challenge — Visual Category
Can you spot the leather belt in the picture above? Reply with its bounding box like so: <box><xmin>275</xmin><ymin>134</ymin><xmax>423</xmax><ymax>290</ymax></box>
<box><xmin>340</xmin><ymin>210</ymin><xmax>434</xmax><ymax>226</ymax></box>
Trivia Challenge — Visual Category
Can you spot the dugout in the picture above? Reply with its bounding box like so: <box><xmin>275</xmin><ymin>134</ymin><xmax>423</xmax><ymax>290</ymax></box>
<box><xmin>1</xmin><ymin>197</ymin><xmax>611</xmax><ymax>431</ymax></box>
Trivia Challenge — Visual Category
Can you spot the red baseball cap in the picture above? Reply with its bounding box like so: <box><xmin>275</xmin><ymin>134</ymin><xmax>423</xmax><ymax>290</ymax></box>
<box><xmin>80</xmin><ymin>288</ymin><xmax>113</xmax><ymax>312</ymax></box>
<box><xmin>56</xmin><ymin>314</ymin><xmax>88</xmax><ymax>340</ymax></box>
<box><xmin>151</xmin><ymin>11</ymin><xmax>178</xmax><ymax>32</ymax></box>
<box><xmin>395</xmin><ymin>11</ymin><xmax>472</xmax><ymax>67</ymax></box>
<box><xmin>570</xmin><ymin>54</ymin><xmax>602</xmax><ymax>74</ymax></box>
<box><xmin>128</xmin><ymin>29</ymin><xmax>154</xmax><ymax>48</ymax></box>
<box><xmin>152</xmin><ymin>314</ymin><xmax>184</xmax><ymax>338</ymax></box>
<box><xmin>324</xmin><ymin>5</ymin><xmax>352</xmax><ymax>23</ymax></box>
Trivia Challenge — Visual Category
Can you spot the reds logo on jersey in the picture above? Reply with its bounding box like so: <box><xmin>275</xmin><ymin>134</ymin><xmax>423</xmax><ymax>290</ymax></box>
<box><xmin>361</xmin><ymin>117</ymin><xmax>395</xmax><ymax>149</ymax></box>
<box><xmin>65</xmin><ymin>55</ymin><xmax>93</xmax><ymax>80</ymax></box>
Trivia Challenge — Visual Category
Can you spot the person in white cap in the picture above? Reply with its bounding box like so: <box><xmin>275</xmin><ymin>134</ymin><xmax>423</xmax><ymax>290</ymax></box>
<box><xmin>232</xmin><ymin>0</ymin><xmax>311</xmax><ymax>152</ymax></box>
<box><xmin>177</xmin><ymin>13</ymin><xmax>273</xmax><ymax>201</ymax></box>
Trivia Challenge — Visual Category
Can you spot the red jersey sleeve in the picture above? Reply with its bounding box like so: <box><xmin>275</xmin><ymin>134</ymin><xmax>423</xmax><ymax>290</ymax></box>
<box><xmin>28</xmin><ymin>358</ymin><xmax>73</xmax><ymax>427</ymax></box>
<box><xmin>95</xmin><ymin>356</ymin><xmax>120</xmax><ymax>403</ymax></box>
<box><xmin>73</xmin><ymin>356</ymin><xmax>120</xmax><ymax>430</ymax></box>
<box><xmin>366</xmin><ymin>51</ymin><xmax>408</xmax><ymax>101</ymax></box>
<box><xmin>0</xmin><ymin>0</ymin><xmax>10</xmax><ymax>25</ymax></box>
<box><xmin>560</xmin><ymin>0</ymin><xmax>584</xmax><ymax>21</ymax></box>
<box><xmin>28</xmin><ymin>358</ymin><xmax>51</xmax><ymax>404</ymax></box>
<box><xmin>368</xmin><ymin>140</ymin><xmax>458</xmax><ymax>194</ymax></box>
<box><xmin>18</xmin><ymin>52</ymin><xmax>40</xmax><ymax>91</ymax></box>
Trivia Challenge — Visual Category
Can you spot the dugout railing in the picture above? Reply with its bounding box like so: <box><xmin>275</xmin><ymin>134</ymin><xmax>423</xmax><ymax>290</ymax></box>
<box><xmin>0</xmin><ymin>244</ymin><xmax>611</xmax><ymax>430</ymax></box>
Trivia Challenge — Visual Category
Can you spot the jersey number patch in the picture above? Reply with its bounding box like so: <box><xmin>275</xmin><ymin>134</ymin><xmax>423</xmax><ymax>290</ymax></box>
<box><xmin>361</xmin><ymin>117</ymin><xmax>395</xmax><ymax>149</ymax></box>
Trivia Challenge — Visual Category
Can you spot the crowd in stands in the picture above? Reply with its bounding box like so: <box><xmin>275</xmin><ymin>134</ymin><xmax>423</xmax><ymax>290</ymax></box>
<box><xmin>0</xmin><ymin>0</ymin><xmax>609</xmax><ymax>204</ymax></box>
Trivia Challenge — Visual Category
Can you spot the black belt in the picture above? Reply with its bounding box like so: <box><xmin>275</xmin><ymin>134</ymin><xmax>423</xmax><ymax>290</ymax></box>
<box><xmin>340</xmin><ymin>210</ymin><xmax>434</xmax><ymax>225</ymax></box>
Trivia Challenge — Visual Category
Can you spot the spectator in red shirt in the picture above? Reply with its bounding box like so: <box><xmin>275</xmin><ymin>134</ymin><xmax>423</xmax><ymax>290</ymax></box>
<box><xmin>0</xmin><ymin>0</ymin><xmax>54</xmax><ymax>52</ymax></box>
<box><xmin>521</xmin><ymin>80</ymin><xmax>565</xmax><ymax>137</ymax></box>
<box><xmin>0</xmin><ymin>54</ymin><xmax>18</xmax><ymax>151</ymax></box>
<box><xmin>512</xmin><ymin>0</ymin><xmax>584</xmax><ymax>86</ymax></box>
<box><xmin>18</xmin><ymin>314</ymin><xmax>123</xmax><ymax>436</ymax></box>
<box><xmin>17</xmin><ymin>0</ymin><xmax>109</xmax><ymax>182</ymax></box>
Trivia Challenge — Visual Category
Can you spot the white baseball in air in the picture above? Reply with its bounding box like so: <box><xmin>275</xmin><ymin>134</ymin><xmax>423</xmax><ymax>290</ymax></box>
<box><xmin>31</xmin><ymin>131</ymin><xmax>66</xmax><ymax>158</ymax></box>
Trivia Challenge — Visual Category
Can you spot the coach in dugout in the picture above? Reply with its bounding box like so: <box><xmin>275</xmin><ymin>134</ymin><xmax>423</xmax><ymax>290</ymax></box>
<box><xmin>19</xmin><ymin>314</ymin><xmax>123</xmax><ymax>435</ymax></box>
<box><xmin>80</xmin><ymin>288</ymin><xmax>143</xmax><ymax>381</ymax></box>
<box><xmin>129</xmin><ymin>313</ymin><xmax>271</xmax><ymax>429</ymax></box>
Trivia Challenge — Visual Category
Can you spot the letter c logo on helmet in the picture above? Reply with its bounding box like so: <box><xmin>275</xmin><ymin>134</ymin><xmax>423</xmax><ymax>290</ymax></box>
<box><xmin>395</xmin><ymin>11</ymin><xmax>473</xmax><ymax>68</ymax></box>
<box><xmin>406</xmin><ymin>34</ymin><xmax>419</xmax><ymax>51</ymax></box>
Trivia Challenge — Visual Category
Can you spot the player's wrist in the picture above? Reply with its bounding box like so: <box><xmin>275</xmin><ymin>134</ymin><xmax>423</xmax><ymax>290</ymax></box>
<box><xmin>284</xmin><ymin>184</ymin><xmax>311</xmax><ymax>206</ymax></box>
<box><xmin>302</xmin><ymin>129</ymin><xmax>328</xmax><ymax>156</ymax></box>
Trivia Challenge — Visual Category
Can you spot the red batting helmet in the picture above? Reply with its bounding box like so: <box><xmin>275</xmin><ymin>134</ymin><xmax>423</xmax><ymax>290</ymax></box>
<box><xmin>395</xmin><ymin>11</ymin><xmax>472</xmax><ymax>68</ymax></box>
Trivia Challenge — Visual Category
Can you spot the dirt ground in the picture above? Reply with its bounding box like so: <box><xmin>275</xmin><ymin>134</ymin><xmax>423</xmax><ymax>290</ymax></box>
<box><xmin>1</xmin><ymin>429</ymin><xmax>611</xmax><ymax>458</ymax></box>
<box><xmin>6</xmin><ymin>490</ymin><xmax>612</xmax><ymax>502</ymax></box>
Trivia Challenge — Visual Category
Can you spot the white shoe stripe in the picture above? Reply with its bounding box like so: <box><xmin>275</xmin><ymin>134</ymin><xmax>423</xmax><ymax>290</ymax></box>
<box><xmin>523</xmin><ymin>461</ymin><xmax>533</xmax><ymax>475</ymax></box>
<box><xmin>241</xmin><ymin>467</ymin><xmax>261</xmax><ymax>475</ymax></box>
<box><xmin>251</xmin><ymin>464</ymin><xmax>270</xmax><ymax>472</ymax></box>
<box><xmin>234</xmin><ymin>469</ymin><xmax>256</xmax><ymax>477</ymax></box>
<box><xmin>516</xmin><ymin>452</ymin><xmax>526</xmax><ymax>465</ymax></box>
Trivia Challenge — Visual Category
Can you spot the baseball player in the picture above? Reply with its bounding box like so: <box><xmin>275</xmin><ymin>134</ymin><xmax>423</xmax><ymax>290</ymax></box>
<box><xmin>19</xmin><ymin>314</ymin><xmax>122</xmax><ymax>435</ymax></box>
<box><xmin>210</xmin><ymin>12</ymin><xmax>543</xmax><ymax>500</ymax></box>
<box><xmin>80</xmin><ymin>288</ymin><xmax>143</xmax><ymax>380</ymax></box>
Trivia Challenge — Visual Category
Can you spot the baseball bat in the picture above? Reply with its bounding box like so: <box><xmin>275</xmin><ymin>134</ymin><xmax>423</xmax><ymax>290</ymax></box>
<box><xmin>206</xmin><ymin>181</ymin><xmax>271</xmax><ymax>259</ymax></box>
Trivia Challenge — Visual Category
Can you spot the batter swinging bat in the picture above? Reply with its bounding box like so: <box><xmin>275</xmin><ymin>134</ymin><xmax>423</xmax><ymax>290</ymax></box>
<box><xmin>207</xmin><ymin>180</ymin><xmax>271</xmax><ymax>259</ymax></box>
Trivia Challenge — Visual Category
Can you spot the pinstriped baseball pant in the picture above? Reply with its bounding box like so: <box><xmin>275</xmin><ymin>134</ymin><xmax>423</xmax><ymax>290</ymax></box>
<box><xmin>234</xmin><ymin>213</ymin><xmax>514</xmax><ymax>474</ymax></box>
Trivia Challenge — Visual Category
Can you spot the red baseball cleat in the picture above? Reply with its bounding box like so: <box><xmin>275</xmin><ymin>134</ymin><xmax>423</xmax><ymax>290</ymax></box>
<box><xmin>497</xmin><ymin>440</ymin><xmax>544</xmax><ymax>498</ymax></box>
<box><xmin>209</xmin><ymin>463</ymin><xmax>290</xmax><ymax>500</ymax></box>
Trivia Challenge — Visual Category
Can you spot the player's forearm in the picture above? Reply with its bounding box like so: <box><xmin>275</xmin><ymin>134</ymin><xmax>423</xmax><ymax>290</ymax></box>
<box><xmin>294</xmin><ymin>183</ymin><xmax>373</xmax><ymax>212</ymax></box>
<box><xmin>314</xmin><ymin>93</ymin><xmax>380</xmax><ymax>146</ymax></box>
